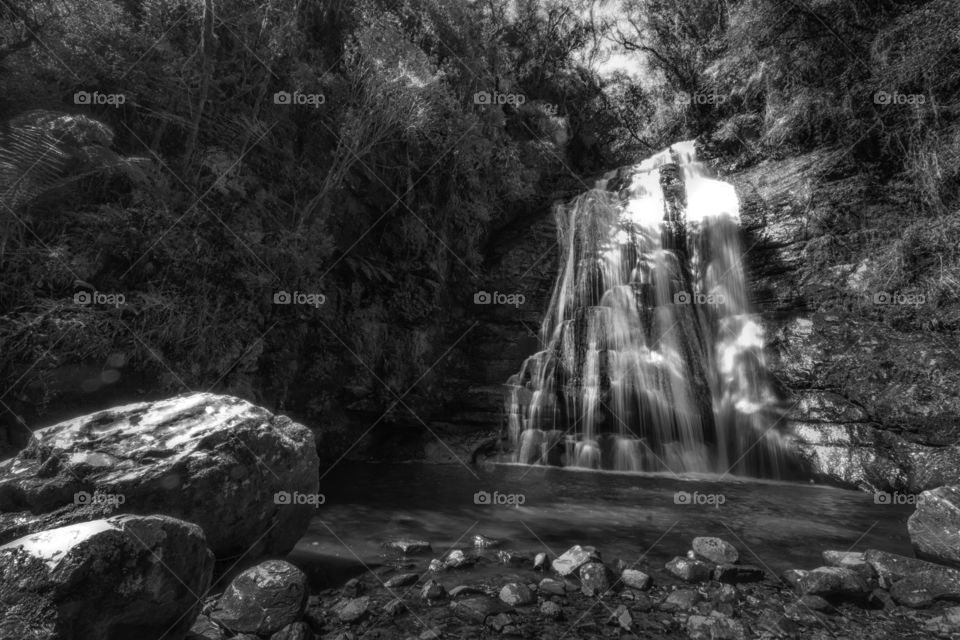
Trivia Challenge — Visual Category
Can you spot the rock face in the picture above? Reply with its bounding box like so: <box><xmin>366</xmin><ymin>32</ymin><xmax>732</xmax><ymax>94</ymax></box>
<box><xmin>0</xmin><ymin>514</ymin><xmax>213</xmax><ymax>640</ymax></box>
<box><xmin>908</xmin><ymin>485</ymin><xmax>960</xmax><ymax>568</ymax></box>
<box><xmin>210</xmin><ymin>560</ymin><xmax>309</xmax><ymax>636</ymax></box>
<box><xmin>0</xmin><ymin>393</ymin><xmax>319</xmax><ymax>560</ymax></box>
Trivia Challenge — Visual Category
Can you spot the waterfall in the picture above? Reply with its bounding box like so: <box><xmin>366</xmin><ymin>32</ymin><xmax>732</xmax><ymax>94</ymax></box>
<box><xmin>505</xmin><ymin>141</ymin><xmax>792</xmax><ymax>477</ymax></box>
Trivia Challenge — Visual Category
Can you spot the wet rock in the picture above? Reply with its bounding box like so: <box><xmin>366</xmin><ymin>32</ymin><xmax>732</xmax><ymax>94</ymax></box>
<box><xmin>0</xmin><ymin>514</ymin><xmax>213</xmax><ymax>640</ymax></box>
<box><xmin>421</xmin><ymin>579</ymin><xmax>446</xmax><ymax>601</ymax></box>
<box><xmin>534</xmin><ymin>552</ymin><xmax>549</xmax><ymax>571</ymax></box>
<box><xmin>665</xmin><ymin>556</ymin><xmax>712</xmax><ymax>582</ymax></box>
<box><xmin>271</xmin><ymin>622</ymin><xmax>313</xmax><ymax>640</ymax></box>
<box><xmin>551</xmin><ymin>545</ymin><xmax>600</xmax><ymax>576</ymax></box>
<box><xmin>341</xmin><ymin>578</ymin><xmax>364</xmax><ymax>598</ymax></box>
<box><xmin>908</xmin><ymin>486</ymin><xmax>960</xmax><ymax>568</ymax></box>
<box><xmin>713</xmin><ymin>563</ymin><xmax>764</xmax><ymax>584</ymax></box>
<box><xmin>428</xmin><ymin>559</ymin><xmax>445</xmax><ymax>572</ymax></box>
<box><xmin>540</xmin><ymin>600</ymin><xmax>563</xmax><ymax>620</ymax></box>
<box><xmin>781</xmin><ymin>568</ymin><xmax>808</xmax><ymax>590</ymax></box>
<box><xmin>188</xmin><ymin>614</ymin><xmax>225</xmax><ymax>640</ymax></box>
<box><xmin>692</xmin><ymin>537</ymin><xmax>739</xmax><ymax>564</ymax></box>
<box><xmin>783</xmin><ymin>601</ymin><xmax>822</xmax><ymax>625</ymax></box>
<box><xmin>497</xmin><ymin>549</ymin><xmax>533</xmax><ymax>566</ymax></box>
<box><xmin>799</xmin><ymin>594</ymin><xmax>832</xmax><ymax>611</ymax></box>
<box><xmin>211</xmin><ymin>560</ymin><xmax>308</xmax><ymax>636</ymax></box>
<box><xmin>0</xmin><ymin>393</ymin><xmax>319</xmax><ymax>559</ymax></box>
<box><xmin>449</xmin><ymin>585</ymin><xmax>484</xmax><ymax>598</ymax></box>
<box><xmin>538</xmin><ymin>578</ymin><xmax>566</xmax><ymax>596</ymax></box>
<box><xmin>890</xmin><ymin>570</ymin><xmax>960</xmax><ymax>608</ymax></box>
<box><xmin>864</xmin><ymin>549</ymin><xmax>956</xmax><ymax>588</ymax></box>
<box><xmin>707</xmin><ymin>583</ymin><xmax>738</xmax><ymax>605</ymax></box>
<box><xmin>822</xmin><ymin>550</ymin><xmax>877</xmax><ymax>584</ymax></box>
<box><xmin>473</xmin><ymin>534</ymin><xmax>501</xmax><ymax>548</ymax></box>
<box><xmin>665</xmin><ymin>589</ymin><xmax>702</xmax><ymax>610</ymax></box>
<box><xmin>798</xmin><ymin>566</ymin><xmax>869</xmax><ymax>597</ymax></box>
<box><xmin>621</xmin><ymin>568</ymin><xmax>652</xmax><ymax>590</ymax></box>
<box><xmin>755</xmin><ymin>610</ymin><xmax>800</xmax><ymax>638</ymax></box>
<box><xmin>385</xmin><ymin>539</ymin><xmax>432</xmax><ymax>554</ymax></box>
<box><xmin>384</xmin><ymin>598</ymin><xmax>405</xmax><ymax>616</ymax></box>
<box><xmin>384</xmin><ymin>572</ymin><xmax>419</xmax><ymax>588</ymax></box>
<box><xmin>451</xmin><ymin>595</ymin><xmax>510</xmax><ymax>623</ymax></box>
<box><xmin>499</xmin><ymin>582</ymin><xmax>535</xmax><ymax>606</ymax></box>
<box><xmin>686</xmin><ymin>612</ymin><xmax>747</xmax><ymax>639</ymax></box>
<box><xmin>923</xmin><ymin>605</ymin><xmax>960</xmax><ymax>635</ymax></box>
<box><xmin>487</xmin><ymin>612</ymin><xmax>516</xmax><ymax>632</ymax></box>
<box><xmin>334</xmin><ymin>597</ymin><xmax>370</xmax><ymax>623</ymax></box>
<box><xmin>607</xmin><ymin>604</ymin><xmax>632</xmax><ymax>630</ymax></box>
<box><xmin>444</xmin><ymin>549</ymin><xmax>474</xmax><ymax>568</ymax></box>
<box><xmin>579</xmin><ymin>562</ymin><xmax>616</xmax><ymax>596</ymax></box>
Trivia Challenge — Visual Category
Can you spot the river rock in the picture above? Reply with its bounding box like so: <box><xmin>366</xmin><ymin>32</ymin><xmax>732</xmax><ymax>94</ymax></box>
<box><xmin>499</xmin><ymin>582</ymin><xmax>534</xmax><ymax>606</ymax></box>
<box><xmin>384</xmin><ymin>598</ymin><xmax>405</xmax><ymax>616</ymax></box>
<box><xmin>908</xmin><ymin>485</ymin><xmax>960</xmax><ymax>568</ymax></box>
<box><xmin>608</xmin><ymin>604</ymin><xmax>632</xmax><ymax>630</ymax></box>
<box><xmin>665</xmin><ymin>556</ymin><xmax>712</xmax><ymax>582</ymax></box>
<box><xmin>822</xmin><ymin>550</ymin><xmax>877</xmax><ymax>583</ymax></box>
<box><xmin>451</xmin><ymin>595</ymin><xmax>510</xmax><ymax>623</ymax></box>
<box><xmin>271</xmin><ymin>622</ymin><xmax>313</xmax><ymax>640</ymax></box>
<box><xmin>621</xmin><ymin>568</ymin><xmax>652</xmax><ymax>590</ymax></box>
<box><xmin>665</xmin><ymin>589</ymin><xmax>702</xmax><ymax>610</ymax></box>
<box><xmin>0</xmin><ymin>393</ymin><xmax>319</xmax><ymax>559</ymax></box>
<box><xmin>580</xmin><ymin>562</ymin><xmax>616</xmax><ymax>596</ymax></box>
<box><xmin>781</xmin><ymin>569</ymin><xmax>808</xmax><ymax>590</ymax></box>
<box><xmin>540</xmin><ymin>600</ymin><xmax>563</xmax><ymax>620</ymax></box>
<box><xmin>552</xmin><ymin>545</ymin><xmax>600</xmax><ymax>576</ymax></box>
<box><xmin>713</xmin><ymin>563</ymin><xmax>764</xmax><ymax>584</ymax></box>
<box><xmin>473</xmin><ymin>534</ymin><xmax>501</xmax><ymax>548</ymax></box>
<box><xmin>534</xmin><ymin>552</ymin><xmax>549</xmax><ymax>571</ymax></box>
<box><xmin>449</xmin><ymin>584</ymin><xmax>484</xmax><ymax>598</ymax></box>
<box><xmin>334</xmin><ymin>597</ymin><xmax>370</xmax><ymax>623</ymax></box>
<box><xmin>211</xmin><ymin>560</ymin><xmax>309</xmax><ymax>636</ymax></box>
<box><xmin>864</xmin><ymin>549</ymin><xmax>957</xmax><ymax>588</ymax></box>
<box><xmin>890</xmin><ymin>570</ymin><xmax>960</xmax><ymax>608</ymax></box>
<box><xmin>189</xmin><ymin>614</ymin><xmax>225</xmax><ymax>640</ymax></box>
<box><xmin>384</xmin><ymin>572</ymin><xmax>419</xmax><ymax>588</ymax></box>
<box><xmin>692</xmin><ymin>536</ymin><xmax>739</xmax><ymax>564</ymax></box>
<box><xmin>444</xmin><ymin>549</ymin><xmax>473</xmax><ymax>568</ymax></box>
<box><xmin>385</xmin><ymin>539</ymin><xmax>432</xmax><ymax>554</ymax></box>
<box><xmin>538</xmin><ymin>578</ymin><xmax>566</xmax><ymax>595</ymax></box>
<box><xmin>0</xmin><ymin>514</ymin><xmax>213</xmax><ymax>640</ymax></box>
<box><xmin>687</xmin><ymin>612</ymin><xmax>747</xmax><ymax>640</ymax></box>
<box><xmin>798</xmin><ymin>566</ymin><xmax>869</xmax><ymax>597</ymax></box>
<box><xmin>421</xmin><ymin>579</ymin><xmax>446</xmax><ymax>601</ymax></box>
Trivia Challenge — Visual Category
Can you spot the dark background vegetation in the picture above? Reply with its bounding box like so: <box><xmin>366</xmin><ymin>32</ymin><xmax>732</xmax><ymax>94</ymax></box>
<box><xmin>1</xmin><ymin>0</ymin><xmax>957</xmax><ymax>459</ymax></box>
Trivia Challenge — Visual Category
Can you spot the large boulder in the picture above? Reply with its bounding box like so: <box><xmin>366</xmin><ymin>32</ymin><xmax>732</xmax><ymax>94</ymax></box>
<box><xmin>0</xmin><ymin>514</ymin><xmax>213</xmax><ymax>640</ymax></box>
<box><xmin>908</xmin><ymin>485</ymin><xmax>960</xmax><ymax>568</ymax></box>
<box><xmin>0</xmin><ymin>393</ymin><xmax>319</xmax><ymax>559</ymax></box>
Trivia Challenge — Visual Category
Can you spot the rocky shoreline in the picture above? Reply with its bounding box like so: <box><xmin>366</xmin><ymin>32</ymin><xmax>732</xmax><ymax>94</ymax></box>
<box><xmin>3</xmin><ymin>393</ymin><xmax>960</xmax><ymax>639</ymax></box>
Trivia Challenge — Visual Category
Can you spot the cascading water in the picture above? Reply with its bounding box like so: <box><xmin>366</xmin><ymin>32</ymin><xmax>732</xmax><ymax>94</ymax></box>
<box><xmin>505</xmin><ymin>141</ymin><xmax>793</xmax><ymax>477</ymax></box>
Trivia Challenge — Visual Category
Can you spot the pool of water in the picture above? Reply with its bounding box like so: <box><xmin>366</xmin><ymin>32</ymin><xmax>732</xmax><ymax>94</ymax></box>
<box><xmin>289</xmin><ymin>462</ymin><xmax>915</xmax><ymax>588</ymax></box>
